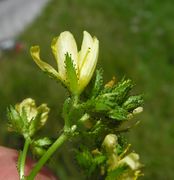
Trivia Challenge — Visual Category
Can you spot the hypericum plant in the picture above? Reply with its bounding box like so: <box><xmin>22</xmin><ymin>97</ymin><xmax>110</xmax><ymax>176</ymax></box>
<box><xmin>7</xmin><ymin>31</ymin><xmax>144</xmax><ymax>180</ymax></box>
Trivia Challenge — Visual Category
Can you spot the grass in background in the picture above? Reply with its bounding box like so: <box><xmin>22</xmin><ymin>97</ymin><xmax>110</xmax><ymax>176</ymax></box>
<box><xmin>0</xmin><ymin>0</ymin><xmax>174</xmax><ymax>179</ymax></box>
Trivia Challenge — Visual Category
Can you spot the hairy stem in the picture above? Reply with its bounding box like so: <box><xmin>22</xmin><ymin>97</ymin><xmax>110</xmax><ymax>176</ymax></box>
<box><xmin>27</xmin><ymin>132</ymin><xmax>69</xmax><ymax>180</ymax></box>
<box><xmin>19</xmin><ymin>138</ymin><xmax>30</xmax><ymax>180</ymax></box>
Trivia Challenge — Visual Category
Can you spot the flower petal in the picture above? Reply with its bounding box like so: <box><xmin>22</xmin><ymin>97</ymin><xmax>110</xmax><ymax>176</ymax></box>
<box><xmin>15</xmin><ymin>98</ymin><xmax>37</xmax><ymax>122</ymax></box>
<box><xmin>78</xmin><ymin>37</ymin><xmax>99</xmax><ymax>92</ymax></box>
<box><xmin>51</xmin><ymin>36</ymin><xmax>59</xmax><ymax>63</ymax></box>
<box><xmin>30</xmin><ymin>46</ymin><xmax>61</xmax><ymax>81</ymax></box>
<box><xmin>36</xmin><ymin>104</ymin><xmax>50</xmax><ymax>128</ymax></box>
<box><xmin>56</xmin><ymin>31</ymin><xmax>78</xmax><ymax>79</ymax></box>
<box><xmin>119</xmin><ymin>153</ymin><xmax>141</xmax><ymax>170</ymax></box>
<box><xmin>78</xmin><ymin>31</ymin><xmax>93</xmax><ymax>70</ymax></box>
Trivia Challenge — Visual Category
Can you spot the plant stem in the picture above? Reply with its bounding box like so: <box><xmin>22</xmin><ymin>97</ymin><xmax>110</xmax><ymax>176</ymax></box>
<box><xmin>64</xmin><ymin>95</ymin><xmax>79</xmax><ymax>131</ymax></box>
<box><xmin>73</xmin><ymin>95</ymin><xmax>79</xmax><ymax>107</ymax></box>
<box><xmin>20</xmin><ymin>138</ymin><xmax>30</xmax><ymax>180</ymax></box>
<box><xmin>27</xmin><ymin>132</ymin><xmax>69</xmax><ymax>180</ymax></box>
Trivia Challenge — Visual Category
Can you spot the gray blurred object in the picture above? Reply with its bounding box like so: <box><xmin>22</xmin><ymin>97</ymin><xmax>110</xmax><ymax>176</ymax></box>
<box><xmin>0</xmin><ymin>39</ymin><xmax>24</xmax><ymax>53</ymax></box>
<box><xmin>0</xmin><ymin>39</ymin><xmax>15</xmax><ymax>51</ymax></box>
<box><xmin>0</xmin><ymin>0</ymin><xmax>49</xmax><ymax>41</ymax></box>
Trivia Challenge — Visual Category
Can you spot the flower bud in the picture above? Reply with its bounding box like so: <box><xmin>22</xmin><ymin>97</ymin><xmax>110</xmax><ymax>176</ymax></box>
<box><xmin>102</xmin><ymin>134</ymin><xmax>118</xmax><ymax>154</ymax></box>
<box><xmin>133</xmin><ymin>106</ymin><xmax>143</xmax><ymax>115</ymax></box>
<box><xmin>8</xmin><ymin>98</ymin><xmax>50</xmax><ymax>137</ymax></box>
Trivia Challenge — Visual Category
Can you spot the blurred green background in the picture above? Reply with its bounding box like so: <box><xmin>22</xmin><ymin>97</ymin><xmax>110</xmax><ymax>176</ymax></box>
<box><xmin>0</xmin><ymin>0</ymin><xmax>174</xmax><ymax>179</ymax></box>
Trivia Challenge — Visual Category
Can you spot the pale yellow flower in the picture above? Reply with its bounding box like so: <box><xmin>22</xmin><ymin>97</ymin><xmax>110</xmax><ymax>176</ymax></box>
<box><xmin>102</xmin><ymin>134</ymin><xmax>142</xmax><ymax>179</ymax></box>
<box><xmin>118</xmin><ymin>152</ymin><xmax>141</xmax><ymax>171</ymax></box>
<box><xmin>30</xmin><ymin>31</ymin><xmax>99</xmax><ymax>95</ymax></box>
<box><xmin>118</xmin><ymin>152</ymin><xmax>142</xmax><ymax>180</ymax></box>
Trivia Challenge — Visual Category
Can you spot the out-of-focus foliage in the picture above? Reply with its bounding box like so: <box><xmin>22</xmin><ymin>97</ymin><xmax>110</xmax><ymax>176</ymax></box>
<box><xmin>0</xmin><ymin>0</ymin><xmax>174</xmax><ymax>179</ymax></box>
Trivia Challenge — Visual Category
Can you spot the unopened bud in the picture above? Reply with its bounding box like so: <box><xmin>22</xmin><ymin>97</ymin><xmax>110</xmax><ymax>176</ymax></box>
<box><xmin>133</xmin><ymin>107</ymin><xmax>143</xmax><ymax>115</ymax></box>
<box><xmin>102</xmin><ymin>134</ymin><xmax>117</xmax><ymax>154</ymax></box>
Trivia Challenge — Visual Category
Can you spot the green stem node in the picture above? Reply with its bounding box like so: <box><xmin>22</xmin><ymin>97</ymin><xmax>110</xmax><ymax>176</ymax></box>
<box><xmin>27</xmin><ymin>133</ymin><xmax>69</xmax><ymax>180</ymax></box>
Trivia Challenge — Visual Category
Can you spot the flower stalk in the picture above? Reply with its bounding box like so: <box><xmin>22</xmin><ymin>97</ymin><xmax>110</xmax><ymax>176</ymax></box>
<box><xmin>19</xmin><ymin>138</ymin><xmax>31</xmax><ymax>180</ymax></box>
<box><xmin>27</xmin><ymin>132</ymin><xmax>69</xmax><ymax>180</ymax></box>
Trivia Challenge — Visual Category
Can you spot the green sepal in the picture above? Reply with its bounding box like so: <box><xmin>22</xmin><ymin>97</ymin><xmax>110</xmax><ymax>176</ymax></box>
<box><xmin>76</xmin><ymin>146</ymin><xmax>106</xmax><ymax>176</ymax></box>
<box><xmin>28</xmin><ymin>104</ymin><xmax>49</xmax><ymax>137</ymax></box>
<box><xmin>90</xmin><ymin>69</ymin><xmax>103</xmax><ymax>98</ymax></box>
<box><xmin>7</xmin><ymin>105</ymin><xmax>30</xmax><ymax>138</ymax></box>
<box><xmin>28</xmin><ymin>112</ymin><xmax>44</xmax><ymax>137</ymax></box>
<box><xmin>62</xmin><ymin>97</ymin><xmax>72</xmax><ymax>130</ymax></box>
<box><xmin>65</xmin><ymin>53</ymin><xmax>78</xmax><ymax>94</ymax></box>
<box><xmin>62</xmin><ymin>98</ymin><xmax>71</xmax><ymax>119</ymax></box>
<box><xmin>7</xmin><ymin>106</ymin><xmax>25</xmax><ymax>134</ymax></box>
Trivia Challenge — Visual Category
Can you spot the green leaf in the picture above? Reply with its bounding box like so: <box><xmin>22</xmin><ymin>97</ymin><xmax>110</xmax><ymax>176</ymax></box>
<box><xmin>65</xmin><ymin>53</ymin><xmax>78</xmax><ymax>94</ymax></box>
<box><xmin>89</xmin><ymin>120</ymin><xmax>107</xmax><ymax>136</ymax></box>
<box><xmin>92</xmin><ymin>78</ymin><xmax>134</xmax><ymax>113</ymax></box>
<box><xmin>31</xmin><ymin>137</ymin><xmax>52</xmax><ymax>157</ymax></box>
<box><xmin>28</xmin><ymin>114</ymin><xmax>42</xmax><ymax>137</ymax></box>
<box><xmin>31</xmin><ymin>146</ymin><xmax>46</xmax><ymax>157</ymax></box>
<box><xmin>76</xmin><ymin>147</ymin><xmax>93</xmax><ymax>169</ymax></box>
<box><xmin>94</xmin><ymin>154</ymin><xmax>106</xmax><ymax>165</ymax></box>
<box><xmin>106</xmin><ymin>165</ymin><xmax>128</xmax><ymax>180</ymax></box>
<box><xmin>95</xmin><ymin>99</ymin><xmax>112</xmax><ymax>111</ymax></box>
<box><xmin>108</xmin><ymin>107</ymin><xmax>128</xmax><ymax>120</ymax></box>
<box><xmin>89</xmin><ymin>154</ymin><xmax>106</xmax><ymax>176</ymax></box>
<box><xmin>111</xmin><ymin>79</ymin><xmax>134</xmax><ymax>104</ymax></box>
<box><xmin>123</xmin><ymin>95</ymin><xmax>144</xmax><ymax>111</ymax></box>
<box><xmin>33</xmin><ymin>137</ymin><xmax>52</xmax><ymax>147</ymax></box>
<box><xmin>116</xmin><ymin>144</ymin><xmax>124</xmax><ymax>155</ymax></box>
<box><xmin>116</xmin><ymin>118</ymin><xmax>140</xmax><ymax>132</ymax></box>
<box><xmin>95</xmin><ymin>94</ymin><xmax>116</xmax><ymax>111</ymax></box>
